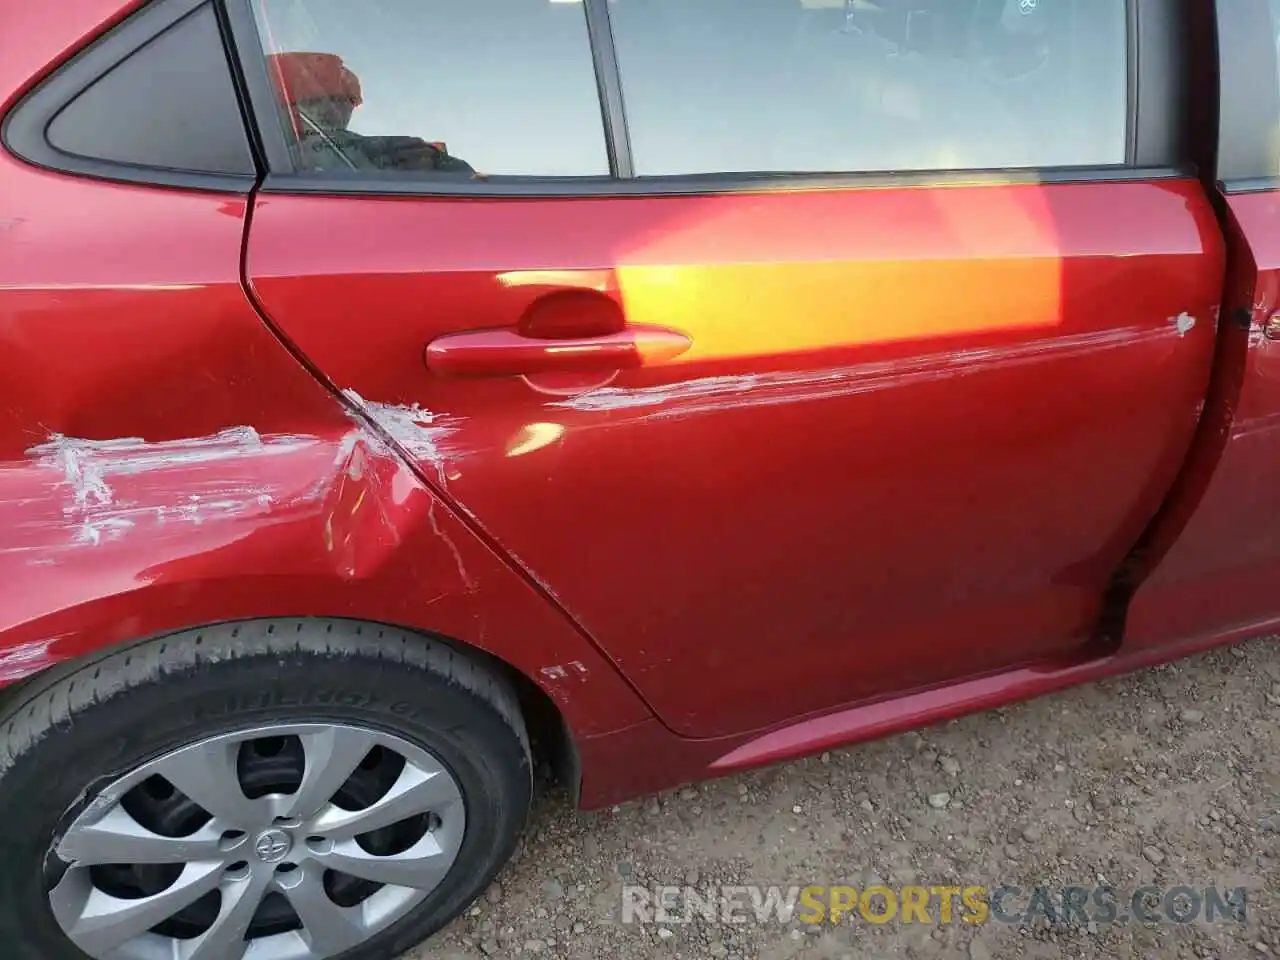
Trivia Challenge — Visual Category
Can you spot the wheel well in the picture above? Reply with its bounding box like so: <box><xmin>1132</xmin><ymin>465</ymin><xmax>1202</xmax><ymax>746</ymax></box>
<box><xmin>416</xmin><ymin>624</ymin><xmax>581</xmax><ymax>802</ymax></box>
<box><xmin>0</xmin><ymin>616</ymin><xmax>581</xmax><ymax>803</ymax></box>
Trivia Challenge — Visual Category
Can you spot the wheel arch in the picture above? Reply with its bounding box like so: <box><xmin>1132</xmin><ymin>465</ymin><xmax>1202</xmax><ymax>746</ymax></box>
<box><xmin>0</xmin><ymin>609</ymin><xmax>609</xmax><ymax>804</ymax></box>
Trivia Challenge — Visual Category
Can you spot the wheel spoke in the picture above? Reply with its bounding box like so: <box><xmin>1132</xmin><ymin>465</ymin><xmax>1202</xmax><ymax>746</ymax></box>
<box><xmin>154</xmin><ymin>738</ymin><xmax>269</xmax><ymax>826</ymax></box>
<box><xmin>283</xmin><ymin>865</ymin><xmax>368</xmax><ymax>954</ymax></box>
<box><xmin>279</xmin><ymin>727</ymin><xmax>378</xmax><ymax>820</ymax></box>
<box><xmin>57</xmin><ymin>806</ymin><xmax>229</xmax><ymax>866</ymax></box>
<box><xmin>314</xmin><ymin>834</ymin><xmax>454</xmax><ymax>889</ymax></box>
<box><xmin>49</xmin><ymin>861</ymin><xmax>224</xmax><ymax>955</ymax></box>
<box><xmin>309</xmin><ymin>761</ymin><xmax>462</xmax><ymax>840</ymax></box>
<box><xmin>183</xmin><ymin>869</ymin><xmax>273</xmax><ymax>960</ymax></box>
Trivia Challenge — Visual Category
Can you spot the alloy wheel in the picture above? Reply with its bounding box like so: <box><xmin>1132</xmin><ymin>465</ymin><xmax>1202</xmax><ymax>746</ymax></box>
<box><xmin>46</xmin><ymin>723</ymin><xmax>466</xmax><ymax>960</ymax></box>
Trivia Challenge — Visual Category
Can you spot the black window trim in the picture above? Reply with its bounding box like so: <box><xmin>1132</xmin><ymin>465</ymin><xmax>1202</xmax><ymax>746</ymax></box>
<box><xmin>0</xmin><ymin>0</ymin><xmax>258</xmax><ymax>194</ymax></box>
<box><xmin>1214</xmin><ymin>0</ymin><xmax>1280</xmax><ymax>193</ymax></box>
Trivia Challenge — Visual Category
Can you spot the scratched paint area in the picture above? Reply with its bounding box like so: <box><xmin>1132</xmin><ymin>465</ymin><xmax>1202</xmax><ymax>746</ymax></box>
<box><xmin>339</xmin><ymin>391</ymin><xmax>477</xmax><ymax>589</ymax></box>
<box><xmin>342</xmin><ymin>390</ymin><xmax>463</xmax><ymax>476</ymax></box>
<box><xmin>0</xmin><ymin>428</ymin><xmax>332</xmax><ymax>558</ymax></box>
<box><xmin>0</xmin><ymin>417</ymin><xmax>452</xmax><ymax>582</ymax></box>
<box><xmin>552</xmin><ymin>324</ymin><xmax>1188</xmax><ymax>422</ymax></box>
<box><xmin>0</xmin><ymin>416</ymin><xmax>472</xmax><ymax>681</ymax></box>
<box><xmin>0</xmin><ymin>636</ymin><xmax>65</xmax><ymax>682</ymax></box>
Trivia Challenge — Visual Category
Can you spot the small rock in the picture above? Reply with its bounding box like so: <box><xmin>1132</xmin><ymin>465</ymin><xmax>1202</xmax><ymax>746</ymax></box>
<box><xmin>486</xmin><ymin>883</ymin><xmax>503</xmax><ymax>905</ymax></box>
<box><xmin>1004</xmin><ymin>844</ymin><xmax>1020</xmax><ymax>859</ymax></box>
<box><xmin>573</xmin><ymin>922</ymin><xmax>586</xmax><ymax>934</ymax></box>
<box><xmin>541</xmin><ymin>879</ymin><xmax>565</xmax><ymax>901</ymax></box>
<box><xmin>1259</xmin><ymin>818</ymin><xmax>1277</xmax><ymax>833</ymax></box>
<box><xmin>1179</xmin><ymin>709</ymin><xmax>1205</xmax><ymax>723</ymax></box>
<box><xmin>645</xmin><ymin>798</ymin><xmax>661</xmax><ymax>817</ymax></box>
<box><xmin>1142</xmin><ymin>845</ymin><xmax>1166</xmax><ymax>865</ymax></box>
<box><xmin>928</xmin><ymin>792</ymin><xmax>951</xmax><ymax>809</ymax></box>
<box><xmin>1255</xmin><ymin>943</ymin><xmax>1270</xmax><ymax>955</ymax></box>
<box><xmin>678</xmin><ymin>787</ymin><xmax>698</xmax><ymax>801</ymax></box>
<box><xmin>685</xmin><ymin>868</ymin><xmax>700</xmax><ymax>885</ymax></box>
<box><xmin>481</xmin><ymin>939</ymin><xmax>500</xmax><ymax>956</ymax></box>
<box><xmin>969</xmin><ymin>938</ymin><xmax>994</xmax><ymax>960</ymax></box>
<box><xmin>710</xmin><ymin>946</ymin><xmax>729</xmax><ymax>958</ymax></box>
<box><xmin>792</xmin><ymin>805</ymin><xmax>803</xmax><ymax>814</ymax></box>
<box><xmin>1054</xmin><ymin>762</ymin><xmax>1067</xmax><ymax>773</ymax></box>
<box><xmin>941</xmin><ymin>756</ymin><xmax>961</xmax><ymax>777</ymax></box>
<box><xmin>1022</xmin><ymin>824</ymin><xmax>1044</xmax><ymax>843</ymax></box>
<box><xmin>1073</xmin><ymin>806</ymin><xmax>1091</xmax><ymax>825</ymax></box>
<box><xmin>616</xmin><ymin>861</ymin><xmax>634</xmax><ymax>878</ymax></box>
<box><xmin>1087</xmin><ymin>921</ymin><xmax>1099</xmax><ymax>935</ymax></box>
<box><xmin>657</xmin><ymin>928</ymin><xmax>674</xmax><ymax>940</ymax></box>
<box><xmin>524</xmin><ymin>940</ymin><xmax>546</xmax><ymax>954</ymax></box>
<box><xmin>820</xmin><ymin>752</ymin><xmax>831</xmax><ymax>764</ymax></box>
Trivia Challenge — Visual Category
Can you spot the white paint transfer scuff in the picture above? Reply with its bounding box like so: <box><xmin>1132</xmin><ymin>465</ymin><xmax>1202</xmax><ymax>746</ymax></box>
<box><xmin>341</xmin><ymin>390</ymin><xmax>475</xmax><ymax>589</ymax></box>
<box><xmin>9</xmin><ymin>428</ymin><xmax>326</xmax><ymax>554</ymax></box>
<box><xmin>552</xmin><ymin>325</ymin><xmax>1173</xmax><ymax>422</ymax></box>
<box><xmin>342</xmin><ymin>390</ymin><xmax>462</xmax><ymax>476</ymax></box>
<box><xmin>0</xmin><ymin>637</ymin><xmax>63</xmax><ymax>682</ymax></box>
<box><xmin>30</xmin><ymin>428</ymin><xmax>318</xmax><ymax>510</ymax></box>
<box><xmin>1171</xmin><ymin>312</ymin><xmax>1197</xmax><ymax>337</ymax></box>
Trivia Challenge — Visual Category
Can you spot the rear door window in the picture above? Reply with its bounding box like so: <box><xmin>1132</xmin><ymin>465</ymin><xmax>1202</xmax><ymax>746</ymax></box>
<box><xmin>249</xmin><ymin>0</ymin><xmax>610</xmax><ymax>177</ymax></box>
<box><xmin>607</xmin><ymin>0</ymin><xmax>1129</xmax><ymax>176</ymax></box>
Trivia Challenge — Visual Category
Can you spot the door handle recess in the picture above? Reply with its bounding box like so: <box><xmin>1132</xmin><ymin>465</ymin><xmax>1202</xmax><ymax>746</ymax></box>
<box><xmin>425</xmin><ymin>325</ymin><xmax>692</xmax><ymax>378</ymax></box>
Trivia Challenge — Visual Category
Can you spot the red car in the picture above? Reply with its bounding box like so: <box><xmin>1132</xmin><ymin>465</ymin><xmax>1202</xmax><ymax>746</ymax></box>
<box><xmin>1</xmin><ymin>0</ymin><xmax>1276</xmax><ymax>956</ymax></box>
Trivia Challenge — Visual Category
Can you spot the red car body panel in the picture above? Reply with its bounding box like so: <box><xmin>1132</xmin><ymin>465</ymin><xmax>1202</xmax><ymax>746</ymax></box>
<box><xmin>248</xmin><ymin>180</ymin><xmax>1223</xmax><ymax>738</ymax></box>
<box><xmin>0</xmin><ymin>0</ymin><xmax>1273</xmax><ymax>811</ymax></box>
<box><xmin>1125</xmin><ymin>192</ymin><xmax>1280</xmax><ymax>650</ymax></box>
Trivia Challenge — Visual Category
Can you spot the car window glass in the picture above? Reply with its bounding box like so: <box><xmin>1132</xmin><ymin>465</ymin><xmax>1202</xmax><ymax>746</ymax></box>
<box><xmin>45</xmin><ymin>4</ymin><xmax>254</xmax><ymax>176</ymax></box>
<box><xmin>608</xmin><ymin>0</ymin><xmax>1129</xmax><ymax>176</ymax></box>
<box><xmin>250</xmin><ymin>0</ymin><xmax>609</xmax><ymax>177</ymax></box>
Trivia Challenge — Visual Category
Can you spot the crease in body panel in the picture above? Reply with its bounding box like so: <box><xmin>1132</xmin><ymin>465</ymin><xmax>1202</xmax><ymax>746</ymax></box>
<box><xmin>341</xmin><ymin>389</ymin><xmax>475</xmax><ymax>589</ymax></box>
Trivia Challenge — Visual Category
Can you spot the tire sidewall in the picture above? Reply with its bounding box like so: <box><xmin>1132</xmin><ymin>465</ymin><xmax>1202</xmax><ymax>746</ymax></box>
<box><xmin>0</xmin><ymin>649</ymin><xmax>531</xmax><ymax>960</ymax></box>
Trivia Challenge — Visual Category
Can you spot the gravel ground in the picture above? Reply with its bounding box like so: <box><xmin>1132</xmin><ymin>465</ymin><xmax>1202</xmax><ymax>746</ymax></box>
<box><xmin>412</xmin><ymin>637</ymin><xmax>1279</xmax><ymax>960</ymax></box>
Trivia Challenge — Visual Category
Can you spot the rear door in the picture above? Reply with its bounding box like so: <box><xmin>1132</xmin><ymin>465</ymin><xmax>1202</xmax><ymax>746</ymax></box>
<box><xmin>234</xmin><ymin>0</ymin><xmax>1224</xmax><ymax>738</ymax></box>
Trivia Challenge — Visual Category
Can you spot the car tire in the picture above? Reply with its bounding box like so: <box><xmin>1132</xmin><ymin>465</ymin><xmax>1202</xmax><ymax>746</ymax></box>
<box><xmin>0</xmin><ymin>618</ymin><xmax>532</xmax><ymax>960</ymax></box>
